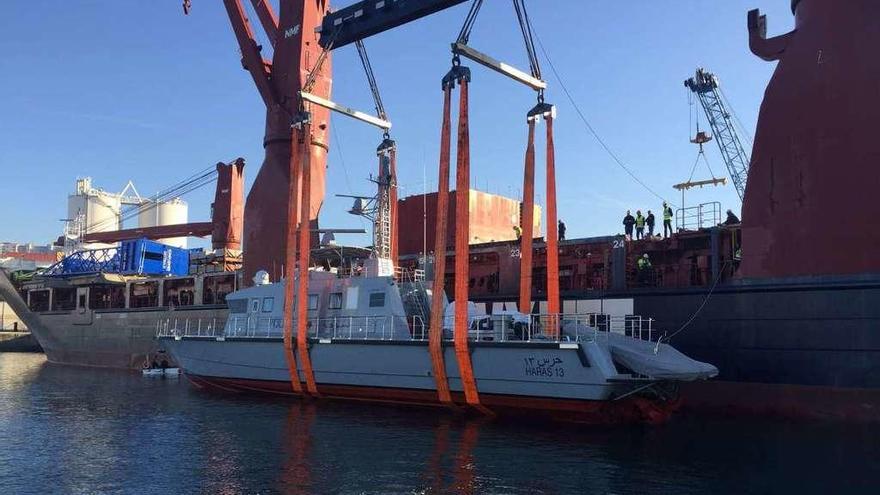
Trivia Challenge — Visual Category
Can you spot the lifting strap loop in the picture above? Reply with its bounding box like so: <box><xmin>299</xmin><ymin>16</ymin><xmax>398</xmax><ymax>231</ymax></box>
<box><xmin>428</xmin><ymin>85</ymin><xmax>454</xmax><ymax>405</ymax></box>
<box><xmin>297</xmin><ymin>122</ymin><xmax>320</xmax><ymax>397</ymax></box>
<box><xmin>518</xmin><ymin>119</ymin><xmax>537</xmax><ymax>314</ymax></box>
<box><xmin>545</xmin><ymin>114</ymin><xmax>561</xmax><ymax>335</ymax></box>
<box><xmin>389</xmin><ymin>144</ymin><xmax>399</xmax><ymax>265</ymax></box>
<box><xmin>283</xmin><ymin>129</ymin><xmax>305</xmax><ymax>394</ymax></box>
<box><xmin>453</xmin><ymin>78</ymin><xmax>490</xmax><ymax>415</ymax></box>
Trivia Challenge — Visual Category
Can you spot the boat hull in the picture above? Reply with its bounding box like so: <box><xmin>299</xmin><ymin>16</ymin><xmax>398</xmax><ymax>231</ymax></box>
<box><xmin>166</xmin><ymin>337</ymin><xmax>679</xmax><ymax>424</ymax></box>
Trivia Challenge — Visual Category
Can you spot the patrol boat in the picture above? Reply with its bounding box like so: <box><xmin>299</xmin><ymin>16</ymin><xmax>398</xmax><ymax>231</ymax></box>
<box><xmin>159</xmin><ymin>257</ymin><xmax>717</xmax><ymax>424</ymax></box>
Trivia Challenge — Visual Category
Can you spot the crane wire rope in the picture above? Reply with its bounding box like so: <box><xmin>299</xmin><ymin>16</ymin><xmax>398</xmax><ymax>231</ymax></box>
<box><xmin>655</xmin><ymin>259</ymin><xmax>731</xmax><ymax>352</ymax></box>
<box><xmin>512</xmin><ymin>0</ymin><xmax>542</xmax><ymax>82</ymax></box>
<box><xmin>354</xmin><ymin>40</ymin><xmax>388</xmax><ymax>125</ymax></box>
<box><xmin>456</xmin><ymin>0</ymin><xmax>484</xmax><ymax>45</ymax></box>
<box><xmin>533</xmin><ymin>30</ymin><xmax>675</xmax><ymax>207</ymax></box>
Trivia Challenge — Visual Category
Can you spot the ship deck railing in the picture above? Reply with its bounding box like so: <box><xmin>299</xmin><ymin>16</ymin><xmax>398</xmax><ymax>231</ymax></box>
<box><xmin>156</xmin><ymin>313</ymin><xmax>657</xmax><ymax>344</ymax></box>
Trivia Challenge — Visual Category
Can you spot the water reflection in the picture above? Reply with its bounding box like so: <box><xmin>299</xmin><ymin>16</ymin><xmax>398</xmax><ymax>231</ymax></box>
<box><xmin>2</xmin><ymin>354</ymin><xmax>880</xmax><ymax>495</ymax></box>
<box><xmin>280</xmin><ymin>402</ymin><xmax>317</xmax><ymax>494</ymax></box>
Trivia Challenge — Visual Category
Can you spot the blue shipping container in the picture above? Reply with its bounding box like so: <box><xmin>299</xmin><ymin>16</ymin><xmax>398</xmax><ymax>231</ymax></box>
<box><xmin>119</xmin><ymin>239</ymin><xmax>189</xmax><ymax>276</ymax></box>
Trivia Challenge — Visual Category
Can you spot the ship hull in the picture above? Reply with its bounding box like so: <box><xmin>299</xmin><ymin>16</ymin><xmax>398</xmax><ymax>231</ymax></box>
<box><xmin>515</xmin><ymin>274</ymin><xmax>880</xmax><ymax>421</ymax></box>
<box><xmin>31</xmin><ymin>306</ymin><xmax>228</xmax><ymax>369</ymax></box>
<box><xmin>167</xmin><ymin>337</ymin><xmax>679</xmax><ymax>424</ymax></box>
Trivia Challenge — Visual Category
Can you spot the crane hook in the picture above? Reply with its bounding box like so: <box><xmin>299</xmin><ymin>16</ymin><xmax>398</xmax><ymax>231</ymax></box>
<box><xmin>183</xmin><ymin>0</ymin><xmax>191</xmax><ymax>15</ymax></box>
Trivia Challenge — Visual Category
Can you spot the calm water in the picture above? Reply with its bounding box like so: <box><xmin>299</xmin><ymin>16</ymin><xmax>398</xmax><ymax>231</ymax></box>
<box><xmin>1</xmin><ymin>353</ymin><xmax>878</xmax><ymax>495</ymax></box>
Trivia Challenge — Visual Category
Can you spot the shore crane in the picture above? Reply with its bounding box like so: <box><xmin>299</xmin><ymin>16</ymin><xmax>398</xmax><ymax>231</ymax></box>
<box><xmin>684</xmin><ymin>68</ymin><xmax>752</xmax><ymax>200</ymax></box>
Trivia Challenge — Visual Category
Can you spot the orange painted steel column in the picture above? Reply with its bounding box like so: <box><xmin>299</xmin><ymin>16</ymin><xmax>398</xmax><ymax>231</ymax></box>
<box><xmin>297</xmin><ymin>123</ymin><xmax>319</xmax><ymax>397</ymax></box>
<box><xmin>518</xmin><ymin>120</ymin><xmax>537</xmax><ymax>315</ymax></box>
<box><xmin>283</xmin><ymin>130</ymin><xmax>304</xmax><ymax>394</ymax></box>
<box><xmin>428</xmin><ymin>86</ymin><xmax>454</xmax><ymax>405</ymax></box>
<box><xmin>453</xmin><ymin>79</ymin><xmax>487</xmax><ymax>414</ymax></box>
<box><xmin>545</xmin><ymin>115</ymin><xmax>560</xmax><ymax>335</ymax></box>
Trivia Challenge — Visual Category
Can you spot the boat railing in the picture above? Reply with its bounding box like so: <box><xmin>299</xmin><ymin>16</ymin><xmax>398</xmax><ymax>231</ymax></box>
<box><xmin>394</xmin><ymin>266</ymin><xmax>426</xmax><ymax>283</ymax></box>
<box><xmin>156</xmin><ymin>315</ymin><xmax>425</xmax><ymax>341</ymax></box>
<box><xmin>156</xmin><ymin>312</ymin><xmax>656</xmax><ymax>343</ymax></box>
<box><xmin>430</xmin><ymin>312</ymin><xmax>656</xmax><ymax>343</ymax></box>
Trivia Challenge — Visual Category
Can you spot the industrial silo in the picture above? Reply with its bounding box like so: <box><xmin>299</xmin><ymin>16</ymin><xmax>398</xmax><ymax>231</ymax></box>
<box><xmin>138</xmin><ymin>198</ymin><xmax>189</xmax><ymax>248</ymax></box>
<box><xmin>66</xmin><ymin>178</ymin><xmax>122</xmax><ymax>248</ymax></box>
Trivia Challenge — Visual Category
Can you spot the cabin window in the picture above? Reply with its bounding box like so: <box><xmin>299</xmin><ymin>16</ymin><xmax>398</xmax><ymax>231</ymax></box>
<box><xmin>52</xmin><ymin>288</ymin><xmax>77</xmax><ymax>311</ymax></box>
<box><xmin>89</xmin><ymin>285</ymin><xmax>125</xmax><ymax>310</ymax></box>
<box><xmin>163</xmin><ymin>277</ymin><xmax>195</xmax><ymax>307</ymax></box>
<box><xmin>369</xmin><ymin>292</ymin><xmax>386</xmax><ymax>308</ymax></box>
<box><xmin>345</xmin><ymin>287</ymin><xmax>359</xmax><ymax>310</ymax></box>
<box><xmin>250</xmin><ymin>298</ymin><xmax>260</xmax><ymax>313</ymax></box>
<box><xmin>308</xmin><ymin>294</ymin><xmax>319</xmax><ymax>311</ymax></box>
<box><xmin>228</xmin><ymin>299</ymin><xmax>247</xmax><ymax>313</ymax></box>
<box><xmin>129</xmin><ymin>281</ymin><xmax>159</xmax><ymax>308</ymax></box>
<box><xmin>262</xmin><ymin>297</ymin><xmax>274</xmax><ymax>313</ymax></box>
<box><xmin>28</xmin><ymin>289</ymin><xmax>50</xmax><ymax>312</ymax></box>
<box><xmin>329</xmin><ymin>292</ymin><xmax>343</xmax><ymax>310</ymax></box>
<box><xmin>78</xmin><ymin>294</ymin><xmax>86</xmax><ymax>309</ymax></box>
<box><xmin>203</xmin><ymin>274</ymin><xmax>235</xmax><ymax>305</ymax></box>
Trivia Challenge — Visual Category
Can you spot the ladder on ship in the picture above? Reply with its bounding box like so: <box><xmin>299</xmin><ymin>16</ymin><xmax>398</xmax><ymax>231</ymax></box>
<box><xmin>399</xmin><ymin>273</ymin><xmax>432</xmax><ymax>339</ymax></box>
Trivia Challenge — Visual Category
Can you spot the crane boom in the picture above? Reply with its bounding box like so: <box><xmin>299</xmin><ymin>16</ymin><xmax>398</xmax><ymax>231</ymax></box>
<box><xmin>685</xmin><ymin>68</ymin><xmax>751</xmax><ymax>200</ymax></box>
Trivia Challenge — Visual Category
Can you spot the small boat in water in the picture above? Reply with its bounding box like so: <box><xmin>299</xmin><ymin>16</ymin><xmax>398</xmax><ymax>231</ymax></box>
<box><xmin>141</xmin><ymin>351</ymin><xmax>180</xmax><ymax>377</ymax></box>
<box><xmin>159</xmin><ymin>258</ymin><xmax>717</xmax><ymax>424</ymax></box>
<box><xmin>142</xmin><ymin>367</ymin><xmax>180</xmax><ymax>377</ymax></box>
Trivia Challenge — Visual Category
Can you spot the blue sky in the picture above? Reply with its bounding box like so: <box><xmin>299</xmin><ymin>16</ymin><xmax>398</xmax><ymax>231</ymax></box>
<box><xmin>0</xmin><ymin>1</ymin><xmax>793</xmax><ymax>247</ymax></box>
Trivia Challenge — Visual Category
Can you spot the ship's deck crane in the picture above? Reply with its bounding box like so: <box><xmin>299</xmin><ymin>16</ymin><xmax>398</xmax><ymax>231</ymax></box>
<box><xmin>684</xmin><ymin>68</ymin><xmax>752</xmax><ymax>200</ymax></box>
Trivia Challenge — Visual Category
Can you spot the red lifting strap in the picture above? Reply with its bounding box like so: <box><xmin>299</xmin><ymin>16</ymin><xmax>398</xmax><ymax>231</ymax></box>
<box><xmin>389</xmin><ymin>146</ymin><xmax>399</xmax><ymax>266</ymax></box>
<box><xmin>283</xmin><ymin>129</ymin><xmax>304</xmax><ymax>395</ymax></box>
<box><xmin>518</xmin><ymin>119</ymin><xmax>537</xmax><ymax>314</ymax></box>
<box><xmin>428</xmin><ymin>86</ymin><xmax>454</xmax><ymax>405</ymax></box>
<box><xmin>297</xmin><ymin>123</ymin><xmax>319</xmax><ymax>397</ymax></box>
<box><xmin>545</xmin><ymin>115</ymin><xmax>561</xmax><ymax>333</ymax></box>
<box><xmin>453</xmin><ymin>79</ymin><xmax>491</xmax><ymax>415</ymax></box>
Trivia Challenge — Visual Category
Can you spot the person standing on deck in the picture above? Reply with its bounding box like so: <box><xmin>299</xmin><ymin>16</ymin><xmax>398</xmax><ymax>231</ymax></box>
<box><xmin>558</xmin><ymin>220</ymin><xmax>566</xmax><ymax>241</ymax></box>
<box><xmin>623</xmin><ymin>210</ymin><xmax>635</xmax><ymax>240</ymax></box>
<box><xmin>635</xmin><ymin>210</ymin><xmax>646</xmax><ymax>240</ymax></box>
<box><xmin>663</xmin><ymin>202</ymin><xmax>674</xmax><ymax>238</ymax></box>
<box><xmin>646</xmin><ymin>210</ymin><xmax>656</xmax><ymax>238</ymax></box>
<box><xmin>513</xmin><ymin>224</ymin><xmax>522</xmax><ymax>240</ymax></box>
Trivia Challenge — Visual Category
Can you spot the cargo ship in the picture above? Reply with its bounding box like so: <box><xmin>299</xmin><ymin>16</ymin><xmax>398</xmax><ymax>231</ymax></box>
<box><xmin>3</xmin><ymin>0</ymin><xmax>877</xmax><ymax>421</ymax></box>
<box><xmin>0</xmin><ymin>161</ymin><xmax>246</xmax><ymax>368</ymax></box>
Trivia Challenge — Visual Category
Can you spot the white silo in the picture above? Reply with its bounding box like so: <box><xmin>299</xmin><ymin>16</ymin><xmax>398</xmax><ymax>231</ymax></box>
<box><xmin>138</xmin><ymin>198</ymin><xmax>189</xmax><ymax>248</ymax></box>
<box><xmin>67</xmin><ymin>178</ymin><xmax>122</xmax><ymax>249</ymax></box>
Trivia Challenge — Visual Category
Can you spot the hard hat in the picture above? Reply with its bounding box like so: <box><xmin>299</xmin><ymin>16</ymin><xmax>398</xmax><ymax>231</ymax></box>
<box><xmin>643</xmin><ymin>254</ymin><xmax>649</xmax><ymax>258</ymax></box>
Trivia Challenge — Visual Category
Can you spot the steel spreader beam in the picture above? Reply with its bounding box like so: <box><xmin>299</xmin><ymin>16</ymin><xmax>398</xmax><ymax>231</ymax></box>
<box><xmin>452</xmin><ymin>42</ymin><xmax>547</xmax><ymax>91</ymax></box>
<box><xmin>299</xmin><ymin>92</ymin><xmax>392</xmax><ymax>130</ymax></box>
<box><xmin>319</xmin><ymin>0</ymin><xmax>469</xmax><ymax>49</ymax></box>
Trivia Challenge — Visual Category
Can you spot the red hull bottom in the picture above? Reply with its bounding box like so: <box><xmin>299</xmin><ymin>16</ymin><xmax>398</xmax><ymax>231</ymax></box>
<box><xmin>680</xmin><ymin>380</ymin><xmax>880</xmax><ymax>422</ymax></box>
<box><xmin>185</xmin><ymin>374</ymin><xmax>678</xmax><ymax>425</ymax></box>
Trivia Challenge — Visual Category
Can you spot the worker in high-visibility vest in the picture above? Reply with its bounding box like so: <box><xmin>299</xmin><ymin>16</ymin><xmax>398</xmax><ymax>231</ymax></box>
<box><xmin>635</xmin><ymin>210</ymin><xmax>646</xmax><ymax>240</ymax></box>
<box><xmin>637</xmin><ymin>253</ymin><xmax>652</xmax><ymax>285</ymax></box>
<box><xmin>513</xmin><ymin>224</ymin><xmax>522</xmax><ymax>240</ymax></box>
<box><xmin>663</xmin><ymin>202</ymin><xmax>674</xmax><ymax>238</ymax></box>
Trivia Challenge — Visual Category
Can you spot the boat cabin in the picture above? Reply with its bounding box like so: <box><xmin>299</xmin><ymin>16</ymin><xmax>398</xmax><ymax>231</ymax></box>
<box><xmin>22</xmin><ymin>272</ymin><xmax>238</xmax><ymax>314</ymax></box>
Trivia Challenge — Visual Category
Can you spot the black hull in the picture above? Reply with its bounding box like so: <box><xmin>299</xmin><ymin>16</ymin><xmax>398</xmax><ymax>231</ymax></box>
<box><xmin>476</xmin><ymin>274</ymin><xmax>880</xmax><ymax>420</ymax></box>
<box><xmin>631</xmin><ymin>276</ymin><xmax>880</xmax><ymax>389</ymax></box>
